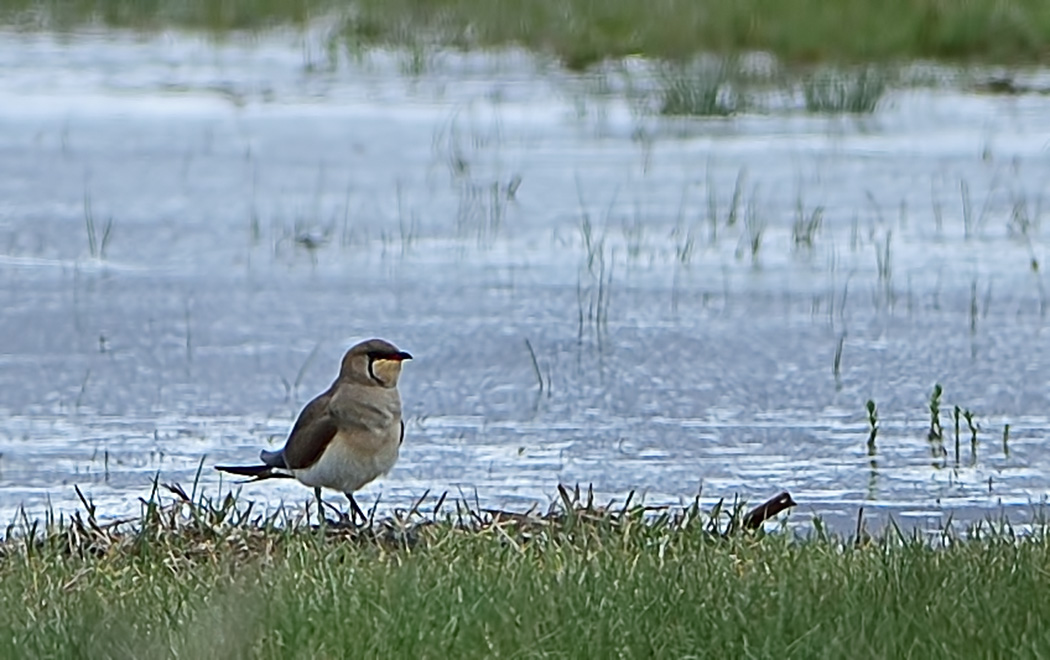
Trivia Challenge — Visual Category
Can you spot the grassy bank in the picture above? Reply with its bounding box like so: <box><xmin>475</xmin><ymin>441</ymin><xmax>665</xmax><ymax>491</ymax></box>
<box><xmin>5</xmin><ymin>0</ymin><xmax>1050</xmax><ymax>69</ymax></box>
<box><xmin>2</xmin><ymin>486</ymin><xmax>1049</xmax><ymax>658</ymax></box>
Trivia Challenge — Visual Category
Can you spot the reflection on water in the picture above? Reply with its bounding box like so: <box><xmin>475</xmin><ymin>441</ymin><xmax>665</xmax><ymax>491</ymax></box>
<box><xmin>1</xmin><ymin>31</ymin><xmax>1050</xmax><ymax>533</ymax></box>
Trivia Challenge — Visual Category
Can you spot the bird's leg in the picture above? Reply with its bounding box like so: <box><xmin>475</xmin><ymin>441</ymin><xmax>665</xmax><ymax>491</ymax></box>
<box><xmin>314</xmin><ymin>487</ymin><xmax>351</xmax><ymax>527</ymax></box>
<box><xmin>345</xmin><ymin>493</ymin><xmax>367</xmax><ymax>526</ymax></box>
<box><xmin>314</xmin><ymin>487</ymin><xmax>325</xmax><ymax>527</ymax></box>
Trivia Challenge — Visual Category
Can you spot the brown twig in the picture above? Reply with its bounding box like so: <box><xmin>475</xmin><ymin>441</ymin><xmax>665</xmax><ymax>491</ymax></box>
<box><xmin>742</xmin><ymin>491</ymin><xmax>798</xmax><ymax>530</ymax></box>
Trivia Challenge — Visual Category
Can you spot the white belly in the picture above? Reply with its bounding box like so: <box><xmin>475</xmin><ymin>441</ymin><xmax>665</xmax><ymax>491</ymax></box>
<box><xmin>292</xmin><ymin>431</ymin><xmax>400</xmax><ymax>494</ymax></box>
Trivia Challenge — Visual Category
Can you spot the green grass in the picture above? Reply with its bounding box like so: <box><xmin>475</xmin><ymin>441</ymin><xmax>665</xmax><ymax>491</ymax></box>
<box><xmin>0</xmin><ymin>0</ymin><xmax>317</xmax><ymax>31</ymax></box>
<box><xmin>6</xmin><ymin>0</ymin><xmax>1050</xmax><ymax>69</ymax></box>
<box><xmin>2</xmin><ymin>485</ymin><xmax>1050</xmax><ymax>658</ymax></box>
<box><xmin>657</xmin><ymin>61</ymin><xmax>740</xmax><ymax>117</ymax></box>
<box><xmin>802</xmin><ymin>67</ymin><xmax>890</xmax><ymax>114</ymax></box>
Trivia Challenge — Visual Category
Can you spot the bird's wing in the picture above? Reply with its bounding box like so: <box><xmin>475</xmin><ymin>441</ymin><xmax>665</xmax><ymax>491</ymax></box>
<box><xmin>281</xmin><ymin>391</ymin><xmax>339</xmax><ymax>470</ymax></box>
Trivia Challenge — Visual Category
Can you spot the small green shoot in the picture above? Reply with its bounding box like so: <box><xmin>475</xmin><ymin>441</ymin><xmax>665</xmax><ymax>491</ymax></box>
<box><xmin>953</xmin><ymin>405</ymin><xmax>961</xmax><ymax>464</ymax></box>
<box><xmin>726</xmin><ymin>168</ymin><xmax>746</xmax><ymax>228</ymax></box>
<box><xmin>792</xmin><ymin>201</ymin><xmax>824</xmax><ymax>250</ymax></box>
<box><xmin>833</xmin><ymin>333</ymin><xmax>845</xmax><ymax>388</ymax></box>
<box><xmin>83</xmin><ymin>192</ymin><xmax>114</xmax><ymax>259</ymax></box>
<box><xmin>964</xmin><ymin>409</ymin><xmax>978</xmax><ymax>461</ymax></box>
<box><xmin>970</xmin><ymin>280</ymin><xmax>979</xmax><ymax>334</ymax></box>
<box><xmin>865</xmin><ymin>400</ymin><xmax>878</xmax><ymax>455</ymax></box>
<box><xmin>524</xmin><ymin>338</ymin><xmax>545</xmax><ymax>393</ymax></box>
<box><xmin>927</xmin><ymin>383</ymin><xmax>943</xmax><ymax>442</ymax></box>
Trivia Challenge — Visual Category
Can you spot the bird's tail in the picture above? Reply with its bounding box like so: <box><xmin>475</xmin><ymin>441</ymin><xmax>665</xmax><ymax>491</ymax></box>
<box><xmin>214</xmin><ymin>464</ymin><xmax>294</xmax><ymax>482</ymax></box>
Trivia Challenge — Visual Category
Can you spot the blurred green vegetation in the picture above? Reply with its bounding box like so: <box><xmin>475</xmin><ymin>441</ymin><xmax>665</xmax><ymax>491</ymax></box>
<box><xmin>5</xmin><ymin>0</ymin><xmax>1050</xmax><ymax>68</ymax></box>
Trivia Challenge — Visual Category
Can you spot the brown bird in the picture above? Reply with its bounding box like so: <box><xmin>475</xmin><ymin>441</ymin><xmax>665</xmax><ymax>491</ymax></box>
<box><xmin>217</xmin><ymin>338</ymin><xmax>412</xmax><ymax>524</ymax></box>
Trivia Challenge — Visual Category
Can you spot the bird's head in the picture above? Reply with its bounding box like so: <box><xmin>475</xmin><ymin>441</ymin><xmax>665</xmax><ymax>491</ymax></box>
<box><xmin>340</xmin><ymin>338</ymin><xmax>412</xmax><ymax>388</ymax></box>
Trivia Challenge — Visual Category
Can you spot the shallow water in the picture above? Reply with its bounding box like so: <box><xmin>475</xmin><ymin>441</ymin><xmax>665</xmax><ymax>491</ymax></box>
<box><xmin>2</xmin><ymin>31</ymin><xmax>1050</xmax><ymax>534</ymax></box>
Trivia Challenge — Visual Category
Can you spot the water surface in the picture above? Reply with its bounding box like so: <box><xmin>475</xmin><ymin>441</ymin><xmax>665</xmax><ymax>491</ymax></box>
<box><xmin>2</xmin><ymin>31</ymin><xmax>1050</xmax><ymax>533</ymax></box>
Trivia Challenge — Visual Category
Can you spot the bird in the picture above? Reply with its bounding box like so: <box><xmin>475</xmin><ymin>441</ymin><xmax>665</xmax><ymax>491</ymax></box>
<box><xmin>216</xmin><ymin>338</ymin><xmax>412</xmax><ymax>525</ymax></box>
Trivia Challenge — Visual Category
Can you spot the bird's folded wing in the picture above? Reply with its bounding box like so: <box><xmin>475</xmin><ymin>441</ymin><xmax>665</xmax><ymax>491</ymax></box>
<box><xmin>286</xmin><ymin>393</ymin><xmax>330</xmax><ymax>439</ymax></box>
<box><xmin>282</xmin><ymin>413</ymin><xmax>339</xmax><ymax>470</ymax></box>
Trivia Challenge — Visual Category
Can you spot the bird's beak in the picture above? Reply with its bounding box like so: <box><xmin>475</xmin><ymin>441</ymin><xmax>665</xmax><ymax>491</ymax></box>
<box><xmin>394</xmin><ymin>351</ymin><xmax>413</xmax><ymax>361</ymax></box>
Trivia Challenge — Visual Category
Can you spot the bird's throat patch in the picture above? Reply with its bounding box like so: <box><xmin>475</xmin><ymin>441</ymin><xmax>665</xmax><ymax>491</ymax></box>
<box><xmin>369</xmin><ymin>358</ymin><xmax>402</xmax><ymax>386</ymax></box>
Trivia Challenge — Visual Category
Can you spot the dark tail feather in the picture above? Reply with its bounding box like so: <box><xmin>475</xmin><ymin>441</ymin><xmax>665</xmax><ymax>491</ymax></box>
<box><xmin>214</xmin><ymin>464</ymin><xmax>294</xmax><ymax>482</ymax></box>
<box><xmin>260</xmin><ymin>449</ymin><xmax>286</xmax><ymax>468</ymax></box>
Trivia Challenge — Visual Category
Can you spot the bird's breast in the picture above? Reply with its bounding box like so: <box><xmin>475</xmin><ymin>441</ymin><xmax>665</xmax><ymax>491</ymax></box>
<box><xmin>292</xmin><ymin>426</ymin><xmax>400</xmax><ymax>494</ymax></box>
<box><xmin>331</xmin><ymin>387</ymin><xmax>401</xmax><ymax>432</ymax></box>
